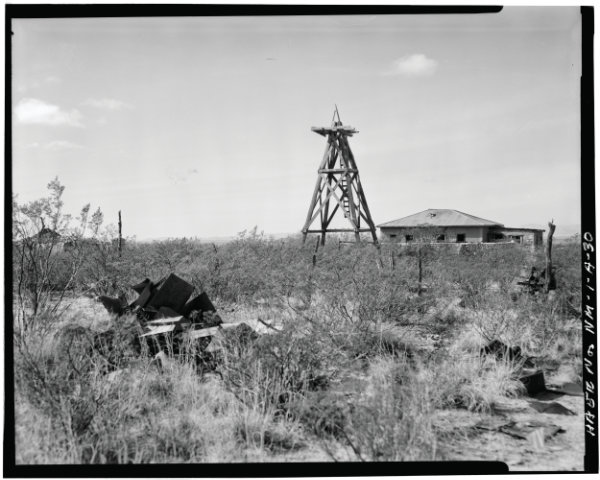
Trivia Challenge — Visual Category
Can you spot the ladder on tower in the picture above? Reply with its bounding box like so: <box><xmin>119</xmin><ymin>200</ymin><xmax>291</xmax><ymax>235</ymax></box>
<box><xmin>341</xmin><ymin>176</ymin><xmax>350</xmax><ymax>218</ymax></box>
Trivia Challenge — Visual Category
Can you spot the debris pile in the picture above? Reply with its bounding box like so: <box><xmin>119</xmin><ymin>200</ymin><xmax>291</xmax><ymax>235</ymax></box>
<box><xmin>119</xmin><ymin>273</ymin><xmax>221</xmax><ymax>333</ymax></box>
<box><xmin>476</xmin><ymin>341</ymin><xmax>580</xmax><ymax>450</ymax></box>
<box><xmin>481</xmin><ymin>339</ymin><xmax>582</xmax><ymax>422</ymax></box>
<box><xmin>97</xmin><ymin>273</ymin><xmax>255</xmax><ymax>355</ymax></box>
<box><xmin>475</xmin><ymin>419</ymin><xmax>565</xmax><ymax>450</ymax></box>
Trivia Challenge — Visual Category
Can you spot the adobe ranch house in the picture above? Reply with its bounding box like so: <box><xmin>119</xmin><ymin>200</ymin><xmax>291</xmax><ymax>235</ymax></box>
<box><xmin>378</xmin><ymin>209</ymin><xmax>544</xmax><ymax>248</ymax></box>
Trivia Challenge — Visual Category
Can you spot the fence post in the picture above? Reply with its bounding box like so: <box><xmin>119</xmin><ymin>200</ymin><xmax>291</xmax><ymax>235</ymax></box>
<box><xmin>118</xmin><ymin>210</ymin><xmax>122</xmax><ymax>258</ymax></box>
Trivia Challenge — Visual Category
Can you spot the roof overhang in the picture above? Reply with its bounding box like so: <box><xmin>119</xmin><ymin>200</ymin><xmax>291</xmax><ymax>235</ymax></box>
<box><xmin>493</xmin><ymin>226</ymin><xmax>546</xmax><ymax>233</ymax></box>
<box><xmin>378</xmin><ymin>224</ymin><xmax>503</xmax><ymax>229</ymax></box>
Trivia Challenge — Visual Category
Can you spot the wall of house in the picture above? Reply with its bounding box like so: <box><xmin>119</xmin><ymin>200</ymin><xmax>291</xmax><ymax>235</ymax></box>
<box><xmin>487</xmin><ymin>228</ymin><xmax>544</xmax><ymax>248</ymax></box>
<box><xmin>380</xmin><ymin>226</ymin><xmax>486</xmax><ymax>243</ymax></box>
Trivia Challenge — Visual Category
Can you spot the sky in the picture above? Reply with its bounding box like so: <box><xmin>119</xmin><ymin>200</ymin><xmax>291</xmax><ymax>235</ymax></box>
<box><xmin>11</xmin><ymin>7</ymin><xmax>582</xmax><ymax>240</ymax></box>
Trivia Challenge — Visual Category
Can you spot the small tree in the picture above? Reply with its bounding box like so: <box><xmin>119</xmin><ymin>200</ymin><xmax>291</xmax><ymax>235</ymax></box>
<box><xmin>401</xmin><ymin>226</ymin><xmax>445</xmax><ymax>296</ymax></box>
<box><xmin>12</xmin><ymin>177</ymin><xmax>104</xmax><ymax>333</ymax></box>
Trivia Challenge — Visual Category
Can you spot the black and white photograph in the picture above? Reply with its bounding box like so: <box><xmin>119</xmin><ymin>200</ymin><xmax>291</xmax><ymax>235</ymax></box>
<box><xmin>6</xmin><ymin>4</ymin><xmax>596</xmax><ymax>474</ymax></box>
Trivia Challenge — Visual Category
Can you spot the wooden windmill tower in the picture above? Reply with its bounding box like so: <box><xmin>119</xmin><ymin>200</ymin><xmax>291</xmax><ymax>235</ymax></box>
<box><xmin>302</xmin><ymin>107</ymin><xmax>378</xmax><ymax>246</ymax></box>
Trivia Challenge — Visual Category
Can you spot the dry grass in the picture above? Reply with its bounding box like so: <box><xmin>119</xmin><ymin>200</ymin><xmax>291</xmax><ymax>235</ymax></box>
<box><xmin>15</xmin><ymin>317</ymin><xmax>305</xmax><ymax>464</ymax></box>
<box><xmin>342</xmin><ymin>357</ymin><xmax>438</xmax><ymax>462</ymax></box>
<box><xmin>14</xmin><ymin>284</ymin><xmax>579</xmax><ymax>464</ymax></box>
<box><xmin>16</xmin><ymin>354</ymin><xmax>307</xmax><ymax>463</ymax></box>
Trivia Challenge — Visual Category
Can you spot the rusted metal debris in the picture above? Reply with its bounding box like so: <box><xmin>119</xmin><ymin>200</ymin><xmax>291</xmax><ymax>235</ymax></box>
<box><xmin>546</xmin><ymin>382</ymin><xmax>584</xmax><ymax>397</ymax></box>
<box><xmin>526</xmin><ymin>400</ymin><xmax>576</xmax><ymax>415</ymax></box>
<box><xmin>147</xmin><ymin>274</ymin><xmax>195</xmax><ymax>313</ymax></box>
<box><xmin>519</xmin><ymin>369</ymin><xmax>547</xmax><ymax>396</ymax></box>
<box><xmin>119</xmin><ymin>273</ymin><xmax>218</xmax><ymax>328</ymax></box>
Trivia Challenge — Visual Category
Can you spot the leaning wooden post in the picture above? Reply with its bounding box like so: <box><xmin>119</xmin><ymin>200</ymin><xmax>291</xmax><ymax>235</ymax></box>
<box><xmin>417</xmin><ymin>244</ymin><xmax>423</xmax><ymax>296</ymax></box>
<box><xmin>545</xmin><ymin>220</ymin><xmax>556</xmax><ymax>292</ymax></box>
<box><xmin>118</xmin><ymin>210</ymin><xmax>122</xmax><ymax>258</ymax></box>
<box><xmin>376</xmin><ymin>245</ymin><xmax>384</xmax><ymax>271</ymax></box>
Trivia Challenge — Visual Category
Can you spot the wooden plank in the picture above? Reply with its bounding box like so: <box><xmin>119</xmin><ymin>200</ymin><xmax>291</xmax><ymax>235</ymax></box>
<box><xmin>311</xmin><ymin>126</ymin><xmax>358</xmax><ymax>135</ymax></box>
<box><xmin>318</xmin><ymin>168</ymin><xmax>358</xmax><ymax>174</ymax></box>
<box><xmin>321</xmin><ymin>175</ymin><xmax>333</xmax><ymax>244</ymax></box>
<box><xmin>324</xmin><ymin>203</ymin><xmax>340</xmax><ymax>228</ymax></box>
<box><xmin>146</xmin><ymin>316</ymin><xmax>186</xmax><ymax>326</ymax></box>
<box><xmin>140</xmin><ymin>324</ymin><xmax>176</xmax><ymax>337</ymax></box>
<box><xmin>306</xmin><ymin>228</ymin><xmax>374</xmax><ymax>233</ymax></box>
<box><xmin>220</xmin><ymin>322</ymin><xmax>249</xmax><ymax>330</ymax></box>
<box><xmin>318</xmin><ymin>182</ymin><xmax>323</xmax><ymax>226</ymax></box>
<box><xmin>187</xmin><ymin>322</ymin><xmax>252</xmax><ymax>340</ymax></box>
<box><xmin>188</xmin><ymin>326</ymin><xmax>221</xmax><ymax>339</ymax></box>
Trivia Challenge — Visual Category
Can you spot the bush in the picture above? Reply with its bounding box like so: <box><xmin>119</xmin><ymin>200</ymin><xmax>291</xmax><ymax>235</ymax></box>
<box><xmin>291</xmin><ymin>390</ymin><xmax>349</xmax><ymax>439</ymax></box>
<box><xmin>217</xmin><ymin>320</ymin><xmax>332</xmax><ymax>416</ymax></box>
<box><xmin>338</xmin><ymin>358</ymin><xmax>437</xmax><ymax>461</ymax></box>
<box><xmin>429</xmin><ymin>355</ymin><xmax>525</xmax><ymax>413</ymax></box>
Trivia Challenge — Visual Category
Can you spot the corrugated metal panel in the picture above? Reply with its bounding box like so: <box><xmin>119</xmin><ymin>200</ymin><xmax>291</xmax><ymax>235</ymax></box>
<box><xmin>377</xmin><ymin>209</ymin><xmax>504</xmax><ymax>228</ymax></box>
<box><xmin>147</xmin><ymin>273</ymin><xmax>194</xmax><ymax>313</ymax></box>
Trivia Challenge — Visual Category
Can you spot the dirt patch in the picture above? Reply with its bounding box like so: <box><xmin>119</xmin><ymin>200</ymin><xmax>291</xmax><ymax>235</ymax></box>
<box><xmin>434</xmin><ymin>393</ymin><xmax>584</xmax><ymax>471</ymax></box>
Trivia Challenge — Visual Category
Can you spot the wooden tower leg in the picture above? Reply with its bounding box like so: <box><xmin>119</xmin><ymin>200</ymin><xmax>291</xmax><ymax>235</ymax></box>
<box><xmin>302</xmin><ymin>175</ymin><xmax>323</xmax><ymax>244</ymax></box>
<box><xmin>321</xmin><ymin>175</ymin><xmax>332</xmax><ymax>246</ymax></box>
<box><xmin>371</xmin><ymin>229</ymin><xmax>380</xmax><ymax>247</ymax></box>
